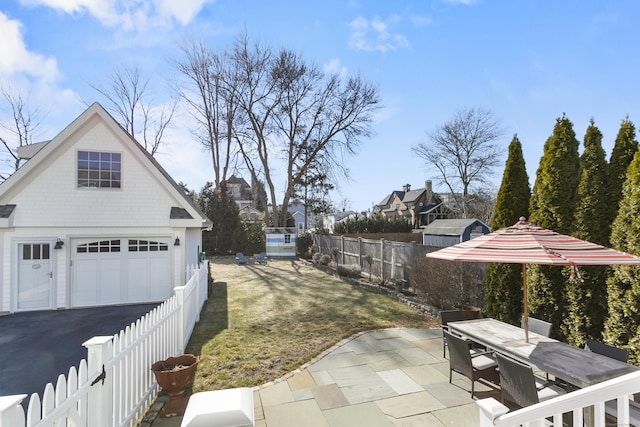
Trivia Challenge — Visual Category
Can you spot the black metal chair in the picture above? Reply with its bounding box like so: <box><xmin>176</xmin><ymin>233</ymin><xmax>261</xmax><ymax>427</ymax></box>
<box><xmin>444</xmin><ymin>330</ymin><xmax>497</xmax><ymax>398</ymax></box>
<box><xmin>496</xmin><ymin>353</ymin><xmax>565</xmax><ymax>409</ymax></box>
<box><xmin>584</xmin><ymin>339</ymin><xmax>629</xmax><ymax>362</ymax></box>
<box><xmin>521</xmin><ymin>316</ymin><xmax>552</xmax><ymax>337</ymax></box>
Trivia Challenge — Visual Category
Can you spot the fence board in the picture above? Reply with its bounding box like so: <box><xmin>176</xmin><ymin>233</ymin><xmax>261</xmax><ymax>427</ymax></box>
<box><xmin>313</xmin><ymin>235</ymin><xmax>428</xmax><ymax>284</ymax></box>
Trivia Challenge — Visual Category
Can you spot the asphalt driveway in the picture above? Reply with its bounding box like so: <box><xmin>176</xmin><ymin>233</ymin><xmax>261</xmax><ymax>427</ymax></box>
<box><xmin>0</xmin><ymin>303</ymin><xmax>159</xmax><ymax>400</ymax></box>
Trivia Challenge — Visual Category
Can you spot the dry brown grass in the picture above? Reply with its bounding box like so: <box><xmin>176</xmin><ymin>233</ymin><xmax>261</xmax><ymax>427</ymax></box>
<box><xmin>185</xmin><ymin>258</ymin><xmax>438</xmax><ymax>392</ymax></box>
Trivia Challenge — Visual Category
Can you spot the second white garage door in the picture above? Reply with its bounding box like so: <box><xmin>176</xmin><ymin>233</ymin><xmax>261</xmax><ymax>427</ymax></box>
<box><xmin>72</xmin><ymin>238</ymin><xmax>171</xmax><ymax>307</ymax></box>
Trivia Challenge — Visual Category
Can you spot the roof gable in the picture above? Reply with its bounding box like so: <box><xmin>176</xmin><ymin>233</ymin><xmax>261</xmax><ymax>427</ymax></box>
<box><xmin>0</xmin><ymin>102</ymin><xmax>211</xmax><ymax>229</ymax></box>
<box><xmin>400</xmin><ymin>189</ymin><xmax>426</xmax><ymax>203</ymax></box>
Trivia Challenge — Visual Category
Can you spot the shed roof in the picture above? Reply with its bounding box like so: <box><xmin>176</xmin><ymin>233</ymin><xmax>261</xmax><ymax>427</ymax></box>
<box><xmin>422</xmin><ymin>219</ymin><xmax>489</xmax><ymax>235</ymax></box>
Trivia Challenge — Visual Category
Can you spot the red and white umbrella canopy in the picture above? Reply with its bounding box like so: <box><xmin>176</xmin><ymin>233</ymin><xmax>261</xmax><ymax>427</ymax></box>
<box><xmin>427</xmin><ymin>218</ymin><xmax>640</xmax><ymax>341</ymax></box>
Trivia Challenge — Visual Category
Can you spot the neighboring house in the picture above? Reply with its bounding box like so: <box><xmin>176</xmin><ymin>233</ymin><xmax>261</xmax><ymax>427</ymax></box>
<box><xmin>238</xmin><ymin>205</ymin><xmax>265</xmax><ymax>223</ymax></box>
<box><xmin>224</xmin><ymin>175</ymin><xmax>254</xmax><ymax>212</ymax></box>
<box><xmin>374</xmin><ymin>181</ymin><xmax>455</xmax><ymax>228</ymax></box>
<box><xmin>0</xmin><ymin>103</ymin><xmax>212</xmax><ymax>313</ymax></box>
<box><xmin>422</xmin><ymin>218</ymin><xmax>490</xmax><ymax>247</ymax></box>
<box><xmin>317</xmin><ymin>210</ymin><xmax>357</xmax><ymax>234</ymax></box>
<box><xmin>288</xmin><ymin>199</ymin><xmax>314</xmax><ymax>233</ymax></box>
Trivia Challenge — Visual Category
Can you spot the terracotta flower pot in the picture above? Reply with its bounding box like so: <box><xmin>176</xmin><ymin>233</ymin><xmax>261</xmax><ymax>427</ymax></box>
<box><xmin>151</xmin><ymin>354</ymin><xmax>200</xmax><ymax>417</ymax></box>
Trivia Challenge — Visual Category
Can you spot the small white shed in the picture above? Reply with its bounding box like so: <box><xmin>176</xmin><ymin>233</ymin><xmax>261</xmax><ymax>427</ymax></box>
<box><xmin>265</xmin><ymin>227</ymin><xmax>297</xmax><ymax>258</ymax></box>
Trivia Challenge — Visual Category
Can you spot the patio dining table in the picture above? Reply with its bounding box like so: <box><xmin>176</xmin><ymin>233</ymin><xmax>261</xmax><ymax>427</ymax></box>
<box><xmin>448</xmin><ymin>318</ymin><xmax>639</xmax><ymax>389</ymax></box>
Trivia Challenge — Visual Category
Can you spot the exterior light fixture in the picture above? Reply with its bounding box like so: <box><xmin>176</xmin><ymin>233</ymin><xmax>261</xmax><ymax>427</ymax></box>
<box><xmin>54</xmin><ymin>239</ymin><xmax>64</xmax><ymax>249</ymax></box>
<box><xmin>174</xmin><ymin>237</ymin><xmax>180</xmax><ymax>246</ymax></box>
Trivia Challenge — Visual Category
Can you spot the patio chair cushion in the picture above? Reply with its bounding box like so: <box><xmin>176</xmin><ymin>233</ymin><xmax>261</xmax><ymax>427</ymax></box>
<box><xmin>444</xmin><ymin>330</ymin><xmax>497</xmax><ymax>398</ymax></box>
<box><xmin>471</xmin><ymin>352</ymin><xmax>499</xmax><ymax>371</ymax></box>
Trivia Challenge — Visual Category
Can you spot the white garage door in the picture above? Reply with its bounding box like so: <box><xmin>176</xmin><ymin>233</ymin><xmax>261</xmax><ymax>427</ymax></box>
<box><xmin>72</xmin><ymin>238</ymin><xmax>171</xmax><ymax>307</ymax></box>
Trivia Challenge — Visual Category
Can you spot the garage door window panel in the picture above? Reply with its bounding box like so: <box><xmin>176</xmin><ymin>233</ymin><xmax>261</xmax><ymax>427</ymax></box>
<box><xmin>129</xmin><ymin>240</ymin><xmax>168</xmax><ymax>252</ymax></box>
<box><xmin>77</xmin><ymin>240</ymin><xmax>121</xmax><ymax>254</ymax></box>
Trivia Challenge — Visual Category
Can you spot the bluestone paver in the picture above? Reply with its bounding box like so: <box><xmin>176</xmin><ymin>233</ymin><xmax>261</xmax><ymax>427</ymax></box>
<box><xmin>148</xmin><ymin>328</ymin><xmax>501</xmax><ymax>427</ymax></box>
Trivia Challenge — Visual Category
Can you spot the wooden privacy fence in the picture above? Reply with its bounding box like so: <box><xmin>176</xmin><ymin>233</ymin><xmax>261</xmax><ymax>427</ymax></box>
<box><xmin>313</xmin><ymin>235</ymin><xmax>430</xmax><ymax>284</ymax></box>
<box><xmin>0</xmin><ymin>261</ymin><xmax>209</xmax><ymax>427</ymax></box>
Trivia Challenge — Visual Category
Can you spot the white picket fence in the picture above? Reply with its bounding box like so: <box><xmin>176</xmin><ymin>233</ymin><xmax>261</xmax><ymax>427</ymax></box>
<box><xmin>478</xmin><ymin>370</ymin><xmax>640</xmax><ymax>426</ymax></box>
<box><xmin>0</xmin><ymin>261</ymin><xmax>209</xmax><ymax>427</ymax></box>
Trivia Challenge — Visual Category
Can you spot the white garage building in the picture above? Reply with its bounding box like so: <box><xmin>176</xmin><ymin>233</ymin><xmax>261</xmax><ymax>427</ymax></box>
<box><xmin>0</xmin><ymin>103</ymin><xmax>212</xmax><ymax>313</ymax></box>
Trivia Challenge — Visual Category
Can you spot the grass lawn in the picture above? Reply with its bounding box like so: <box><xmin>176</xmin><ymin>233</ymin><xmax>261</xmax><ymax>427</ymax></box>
<box><xmin>185</xmin><ymin>257</ymin><xmax>439</xmax><ymax>393</ymax></box>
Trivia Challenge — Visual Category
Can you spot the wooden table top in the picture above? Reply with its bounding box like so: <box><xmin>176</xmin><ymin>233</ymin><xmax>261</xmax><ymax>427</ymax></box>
<box><xmin>448</xmin><ymin>318</ymin><xmax>638</xmax><ymax>388</ymax></box>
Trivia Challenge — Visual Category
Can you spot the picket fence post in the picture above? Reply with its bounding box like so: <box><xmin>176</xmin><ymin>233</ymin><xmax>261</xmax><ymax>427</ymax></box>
<box><xmin>0</xmin><ymin>395</ymin><xmax>26</xmax><ymax>427</ymax></box>
<box><xmin>194</xmin><ymin>265</ymin><xmax>201</xmax><ymax>323</ymax></box>
<box><xmin>175</xmin><ymin>286</ymin><xmax>186</xmax><ymax>353</ymax></box>
<box><xmin>83</xmin><ymin>336</ymin><xmax>113</xmax><ymax>427</ymax></box>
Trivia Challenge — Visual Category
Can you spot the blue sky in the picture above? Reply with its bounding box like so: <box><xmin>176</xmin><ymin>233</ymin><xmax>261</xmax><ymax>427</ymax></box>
<box><xmin>1</xmin><ymin>0</ymin><xmax>639</xmax><ymax>212</ymax></box>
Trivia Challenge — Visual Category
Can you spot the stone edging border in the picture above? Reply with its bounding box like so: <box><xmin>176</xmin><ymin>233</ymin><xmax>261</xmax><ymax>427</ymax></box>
<box><xmin>252</xmin><ymin>260</ymin><xmax>442</xmax><ymax>391</ymax></box>
<box><xmin>252</xmin><ymin>328</ymin><xmax>372</xmax><ymax>391</ymax></box>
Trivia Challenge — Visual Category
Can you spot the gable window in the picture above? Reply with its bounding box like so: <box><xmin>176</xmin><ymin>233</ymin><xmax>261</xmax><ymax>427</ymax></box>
<box><xmin>77</xmin><ymin>151</ymin><xmax>121</xmax><ymax>189</ymax></box>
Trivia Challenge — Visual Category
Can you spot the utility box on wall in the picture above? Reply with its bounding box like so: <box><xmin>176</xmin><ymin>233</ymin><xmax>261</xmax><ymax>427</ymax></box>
<box><xmin>265</xmin><ymin>227</ymin><xmax>297</xmax><ymax>258</ymax></box>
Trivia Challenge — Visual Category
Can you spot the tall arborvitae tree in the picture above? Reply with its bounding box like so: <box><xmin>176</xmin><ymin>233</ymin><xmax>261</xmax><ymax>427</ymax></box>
<box><xmin>527</xmin><ymin>115</ymin><xmax>580</xmax><ymax>338</ymax></box>
<box><xmin>562</xmin><ymin>120</ymin><xmax>609</xmax><ymax>346</ymax></box>
<box><xmin>483</xmin><ymin>135</ymin><xmax>530</xmax><ymax>324</ymax></box>
<box><xmin>608</xmin><ymin>117</ymin><xmax>638</xmax><ymax>224</ymax></box>
<box><xmin>603</xmin><ymin>151</ymin><xmax>640</xmax><ymax>364</ymax></box>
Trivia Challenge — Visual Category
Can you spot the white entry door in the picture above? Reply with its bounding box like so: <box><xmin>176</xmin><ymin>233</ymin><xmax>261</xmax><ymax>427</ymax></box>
<box><xmin>17</xmin><ymin>242</ymin><xmax>53</xmax><ymax>310</ymax></box>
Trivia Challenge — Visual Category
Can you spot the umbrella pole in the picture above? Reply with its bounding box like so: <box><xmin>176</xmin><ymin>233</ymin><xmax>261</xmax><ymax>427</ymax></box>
<box><xmin>523</xmin><ymin>264</ymin><xmax>529</xmax><ymax>343</ymax></box>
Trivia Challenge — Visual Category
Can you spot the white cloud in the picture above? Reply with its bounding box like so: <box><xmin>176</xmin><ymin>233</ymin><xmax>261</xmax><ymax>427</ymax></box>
<box><xmin>19</xmin><ymin>0</ymin><xmax>212</xmax><ymax>30</ymax></box>
<box><xmin>156</xmin><ymin>0</ymin><xmax>208</xmax><ymax>25</ymax></box>
<box><xmin>0</xmin><ymin>11</ymin><xmax>82</xmax><ymax>140</ymax></box>
<box><xmin>0</xmin><ymin>11</ymin><xmax>60</xmax><ymax>82</ymax></box>
<box><xmin>411</xmin><ymin>15</ymin><xmax>432</xmax><ymax>26</ymax></box>
<box><xmin>323</xmin><ymin>58</ymin><xmax>348</xmax><ymax>78</ymax></box>
<box><xmin>348</xmin><ymin>15</ymin><xmax>409</xmax><ymax>53</ymax></box>
<box><xmin>443</xmin><ymin>0</ymin><xmax>478</xmax><ymax>5</ymax></box>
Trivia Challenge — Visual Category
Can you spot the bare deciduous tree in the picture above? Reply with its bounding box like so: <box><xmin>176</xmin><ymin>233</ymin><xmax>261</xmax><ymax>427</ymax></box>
<box><xmin>466</xmin><ymin>187</ymin><xmax>497</xmax><ymax>225</ymax></box>
<box><xmin>174</xmin><ymin>40</ymin><xmax>237</xmax><ymax>187</ymax></box>
<box><xmin>413</xmin><ymin>107</ymin><xmax>504</xmax><ymax>218</ymax></box>
<box><xmin>89</xmin><ymin>65</ymin><xmax>175</xmax><ymax>156</ymax></box>
<box><xmin>228</xmin><ymin>34</ymin><xmax>381</xmax><ymax>226</ymax></box>
<box><xmin>0</xmin><ymin>88</ymin><xmax>42</xmax><ymax>180</ymax></box>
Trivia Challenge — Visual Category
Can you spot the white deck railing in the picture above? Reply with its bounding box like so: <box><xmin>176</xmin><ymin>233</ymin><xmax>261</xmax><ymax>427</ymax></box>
<box><xmin>478</xmin><ymin>370</ymin><xmax>640</xmax><ymax>426</ymax></box>
<box><xmin>0</xmin><ymin>261</ymin><xmax>209</xmax><ymax>427</ymax></box>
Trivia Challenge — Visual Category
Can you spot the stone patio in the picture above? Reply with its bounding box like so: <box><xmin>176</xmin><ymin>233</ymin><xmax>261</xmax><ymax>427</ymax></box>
<box><xmin>145</xmin><ymin>328</ymin><xmax>501</xmax><ymax>427</ymax></box>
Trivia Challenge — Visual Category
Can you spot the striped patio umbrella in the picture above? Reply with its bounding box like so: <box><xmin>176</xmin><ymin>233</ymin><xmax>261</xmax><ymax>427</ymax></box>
<box><xmin>427</xmin><ymin>217</ymin><xmax>640</xmax><ymax>341</ymax></box>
